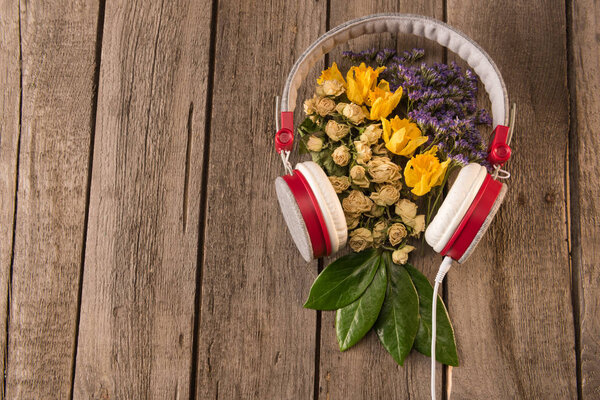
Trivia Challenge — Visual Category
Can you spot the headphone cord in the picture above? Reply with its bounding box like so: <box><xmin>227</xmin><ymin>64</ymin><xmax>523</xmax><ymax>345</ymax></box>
<box><xmin>431</xmin><ymin>256</ymin><xmax>453</xmax><ymax>400</ymax></box>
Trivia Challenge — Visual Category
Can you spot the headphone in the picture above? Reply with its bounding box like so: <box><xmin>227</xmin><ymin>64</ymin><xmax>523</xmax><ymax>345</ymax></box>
<box><xmin>274</xmin><ymin>15</ymin><xmax>515</xmax><ymax>400</ymax></box>
<box><xmin>275</xmin><ymin>14</ymin><xmax>513</xmax><ymax>264</ymax></box>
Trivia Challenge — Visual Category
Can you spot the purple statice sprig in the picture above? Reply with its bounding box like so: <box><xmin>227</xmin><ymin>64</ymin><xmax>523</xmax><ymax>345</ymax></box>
<box><xmin>343</xmin><ymin>48</ymin><xmax>492</xmax><ymax>168</ymax></box>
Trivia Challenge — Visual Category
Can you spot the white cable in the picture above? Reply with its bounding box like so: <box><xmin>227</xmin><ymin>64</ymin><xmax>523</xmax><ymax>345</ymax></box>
<box><xmin>431</xmin><ymin>256</ymin><xmax>453</xmax><ymax>400</ymax></box>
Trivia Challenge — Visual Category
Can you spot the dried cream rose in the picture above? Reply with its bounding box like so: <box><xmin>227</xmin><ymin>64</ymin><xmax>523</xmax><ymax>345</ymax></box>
<box><xmin>410</xmin><ymin>214</ymin><xmax>426</xmax><ymax>237</ymax></box>
<box><xmin>320</xmin><ymin>80</ymin><xmax>345</xmax><ymax>96</ymax></box>
<box><xmin>367</xmin><ymin>156</ymin><xmax>402</xmax><ymax>183</ymax></box>
<box><xmin>342</xmin><ymin>190</ymin><xmax>373</xmax><ymax>214</ymax></box>
<box><xmin>304</xmin><ymin>96</ymin><xmax>317</xmax><ymax>115</ymax></box>
<box><xmin>332</xmin><ymin>145</ymin><xmax>351</xmax><ymax>166</ymax></box>
<box><xmin>354</xmin><ymin>140</ymin><xmax>372</xmax><ymax>164</ymax></box>
<box><xmin>335</xmin><ymin>102</ymin><xmax>348</xmax><ymax>114</ymax></box>
<box><xmin>372</xmin><ymin>220</ymin><xmax>388</xmax><ymax>246</ymax></box>
<box><xmin>349</xmin><ymin>228</ymin><xmax>374</xmax><ymax>252</ymax></box>
<box><xmin>343</xmin><ymin>103</ymin><xmax>367</xmax><ymax>125</ymax></box>
<box><xmin>360</xmin><ymin>124</ymin><xmax>383</xmax><ymax>145</ymax></box>
<box><xmin>315</xmin><ymin>97</ymin><xmax>336</xmax><ymax>117</ymax></box>
<box><xmin>325</xmin><ymin>120</ymin><xmax>350</xmax><ymax>141</ymax></box>
<box><xmin>372</xmin><ymin>142</ymin><xmax>389</xmax><ymax>155</ymax></box>
<box><xmin>388</xmin><ymin>223</ymin><xmax>408</xmax><ymax>246</ymax></box>
<box><xmin>392</xmin><ymin>245</ymin><xmax>415</xmax><ymax>265</ymax></box>
<box><xmin>370</xmin><ymin>185</ymin><xmax>400</xmax><ymax>206</ymax></box>
<box><xmin>345</xmin><ymin>212</ymin><xmax>360</xmax><ymax>230</ymax></box>
<box><xmin>350</xmin><ymin>165</ymin><xmax>370</xmax><ymax>188</ymax></box>
<box><xmin>395</xmin><ymin>199</ymin><xmax>418</xmax><ymax>221</ymax></box>
<box><xmin>328</xmin><ymin>176</ymin><xmax>351</xmax><ymax>193</ymax></box>
<box><xmin>306</xmin><ymin>135</ymin><xmax>324</xmax><ymax>152</ymax></box>
<box><xmin>367</xmin><ymin>204</ymin><xmax>385</xmax><ymax>218</ymax></box>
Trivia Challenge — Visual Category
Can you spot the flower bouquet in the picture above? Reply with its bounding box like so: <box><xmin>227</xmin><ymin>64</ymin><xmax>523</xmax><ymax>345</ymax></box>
<box><xmin>298</xmin><ymin>49</ymin><xmax>492</xmax><ymax>366</ymax></box>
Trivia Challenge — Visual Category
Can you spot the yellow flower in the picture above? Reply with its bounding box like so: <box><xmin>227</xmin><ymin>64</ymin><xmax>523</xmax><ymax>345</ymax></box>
<box><xmin>367</xmin><ymin>80</ymin><xmax>403</xmax><ymax>120</ymax></box>
<box><xmin>404</xmin><ymin>146</ymin><xmax>450</xmax><ymax>196</ymax></box>
<box><xmin>317</xmin><ymin>62</ymin><xmax>346</xmax><ymax>86</ymax></box>
<box><xmin>382</xmin><ymin>116</ymin><xmax>428</xmax><ymax>157</ymax></box>
<box><xmin>346</xmin><ymin>63</ymin><xmax>385</xmax><ymax>105</ymax></box>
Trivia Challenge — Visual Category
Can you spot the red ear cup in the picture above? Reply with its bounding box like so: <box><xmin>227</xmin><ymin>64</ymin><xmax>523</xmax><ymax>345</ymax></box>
<box><xmin>276</xmin><ymin>170</ymin><xmax>331</xmax><ymax>261</ymax></box>
<box><xmin>440</xmin><ymin>174</ymin><xmax>506</xmax><ymax>263</ymax></box>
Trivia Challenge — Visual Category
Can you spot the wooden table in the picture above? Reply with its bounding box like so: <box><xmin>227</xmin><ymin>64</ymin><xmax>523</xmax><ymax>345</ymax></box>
<box><xmin>1</xmin><ymin>0</ymin><xmax>598</xmax><ymax>399</ymax></box>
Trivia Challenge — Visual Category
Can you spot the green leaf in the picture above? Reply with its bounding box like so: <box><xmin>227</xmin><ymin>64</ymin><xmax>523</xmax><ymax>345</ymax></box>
<box><xmin>374</xmin><ymin>252</ymin><xmax>420</xmax><ymax>365</ymax></box>
<box><xmin>304</xmin><ymin>249</ymin><xmax>379</xmax><ymax>310</ymax></box>
<box><xmin>297</xmin><ymin>117</ymin><xmax>320</xmax><ymax>136</ymax></box>
<box><xmin>405</xmin><ymin>264</ymin><xmax>459</xmax><ymax>366</ymax></box>
<box><xmin>336</xmin><ymin>257</ymin><xmax>387</xmax><ymax>351</ymax></box>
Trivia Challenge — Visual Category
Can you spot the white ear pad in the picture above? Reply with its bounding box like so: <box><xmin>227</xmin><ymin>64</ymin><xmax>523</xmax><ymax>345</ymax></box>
<box><xmin>457</xmin><ymin>183</ymin><xmax>507</xmax><ymax>263</ymax></box>
<box><xmin>296</xmin><ymin>161</ymin><xmax>347</xmax><ymax>253</ymax></box>
<box><xmin>425</xmin><ymin>163</ymin><xmax>488</xmax><ymax>253</ymax></box>
<box><xmin>275</xmin><ymin>177</ymin><xmax>313</xmax><ymax>262</ymax></box>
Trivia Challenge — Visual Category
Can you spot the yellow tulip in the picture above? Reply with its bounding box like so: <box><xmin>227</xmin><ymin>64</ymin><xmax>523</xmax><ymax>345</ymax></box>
<box><xmin>404</xmin><ymin>146</ymin><xmax>450</xmax><ymax>196</ymax></box>
<box><xmin>346</xmin><ymin>63</ymin><xmax>385</xmax><ymax>105</ymax></box>
<box><xmin>317</xmin><ymin>62</ymin><xmax>346</xmax><ymax>85</ymax></box>
<box><xmin>368</xmin><ymin>80</ymin><xmax>403</xmax><ymax>120</ymax></box>
<box><xmin>381</xmin><ymin>116</ymin><xmax>428</xmax><ymax>157</ymax></box>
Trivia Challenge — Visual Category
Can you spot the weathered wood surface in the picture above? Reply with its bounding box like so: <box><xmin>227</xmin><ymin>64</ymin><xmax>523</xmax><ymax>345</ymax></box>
<box><xmin>1</xmin><ymin>1</ymin><xmax>100</xmax><ymax>398</ymax></box>
<box><xmin>194</xmin><ymin>1</ymin><xmax>325</xmax><ymax>398</ymax></box>
<box><xmin>0</xmin><ymin>0</ymin><xmax>21</xmax><ymax>394</ymax></box>
<box><xmin>445</xmin><ymin>0</ymin><xmax>578</xmax><ymax>398</ymax></box>
<box><xmin>569</xmin><ymin>0</ymin><xmax>600</xmax><ymax>398</ymax></box>
<box><xmin>72</xmin><ymin>1</ymin><xmax>212</xmax><ymax>398</ymax></box>
<box><xmin>0</xmin><ymin>0</ymin><xmax>597</xmax><ymax>399</ymax></box>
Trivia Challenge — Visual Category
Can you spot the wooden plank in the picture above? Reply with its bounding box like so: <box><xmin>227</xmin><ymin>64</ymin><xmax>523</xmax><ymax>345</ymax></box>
<box><xmin>0</xmin><ymin>0</ymin><xmax>21</xmax><ymax>393</ymax></box>
<box><xmin>194</xmin><ymin>1</ymin><xmax>326</xmax><ymax>398</ymax></box>
<box><xmin>2</xmin><ymin>1</ymin><xmax>100</xmax><ymax>398</ymax></box>
<box><xmin>72</xmin><ymin>1</ymin><xmax>212</xmax><ymax>398</ymax></box>
<box><xmin>569</xmin><ymin>0</ymin><xmax>600</xmax><ymax>398</ymax></box>
<box><xmin>445</xmin><ymin>1</ymin><xmax>577</xmax><ymax>398</ymax></box>
<box><xmin>319</xmin><ymin>3</ymin><xmax>445</xmax><ymax>399</ymax></box>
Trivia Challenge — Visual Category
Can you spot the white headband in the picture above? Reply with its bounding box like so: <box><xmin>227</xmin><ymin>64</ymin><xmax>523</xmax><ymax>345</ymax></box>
<box><xmin>281</xmin><ymin>14</ymin><xmax>509</xmax><ymax>127</ymax></box>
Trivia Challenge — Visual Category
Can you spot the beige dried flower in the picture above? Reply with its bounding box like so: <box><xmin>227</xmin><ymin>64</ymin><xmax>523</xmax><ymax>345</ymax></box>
<box><xmin>343</xmin><ymin>103</ymin><xmax>367</xmax><ymax>124</ymax></box>
<box><xmin>304</xmin><ymin>96</ymin><xmax>316</xmax><ymax>115</ymax></box>
<box><xmin>395</xmin><ymin>199</ymin><xmax>418</xmax><ymax>221</ymax></box>
<box><xmin>320</xmin><ymin>80</ymin><xmax>345</xmax><ymax>96</ymax></box>
<box><xmin>306</xmin><ymin>135</ymin><xmax>324</xmax><ymax>152</ymax></box>
<box><xmin>345</xmin><ymin>212</ymin><xmax>360</xmax><ymax>230</ymax></box>
<box><xmin>360</xmin><ymin>124</ymin><xmax>383</xmax><ymax>145</ymax></box>
<box><xmin>392</xmin><ymin>245</ymin><xmax>415</xmax><ymax>265</ymax></box>
<box><xmin>388</xmin><ymin>223</ymin><xmax>408</xmax><ymax>246</ymax></box>
<box><xmin>315</xmin><ymin>97</ymin><xmax>336</xmax><ymax>117</ymax></box>
<box><xmin>328</xmin><ymin>176</ymin><xmax>351</xmax><ymax>193</ymax></box>
<box><xmin>335</xmin><ymin>102</ymin><xmax>348</xmax><ymax>114</ymax></box>
<box><xmin>370</xmin><ymin>185</ymin><xmax>400</xmax><ymax>206</ymax></box>
<box><xmin>342</xmin><ymin>190</ymin><xmax>373</xmax><ymax>214</ymax></box>
<box><xmin>367</xmin><ymin>156</ymin><xmax>402</xmax><ymax>183</ymax></box>
<box><xmin>325</xmin><ymin>120</ymin><xmax>350</xmax><ymax>141</ymax></box>
<box><xmin>354</xmin><ymin>140</ymin><xmax>372</xmax><ymax>165</ymax></box>
<box><xmin>405</xmin><ymin>214</ymin><xmax>426</xmax><ymax>237</ymax></box>
<box><xmin>372</xmin><ymin>220</ymin><xmax>388</xmax><ymax>246</ymax></box>
<box><xmin>372</xmin><ymin>142</ymin><xmax>389</xmax><ymax>155</ymax></box>
<box><xmin>332</xmin><ymin>145</ymin><xmax>351</xmax><ymax>166</ymax></box>
<box><xmin>349</xmin><ymin>228</ymin><xmax>374</xmax><ymax>252</ymax></box>
<box><xmin>367</xmin><ymin>204</ymin><xmax>385</xmax><ymax>218</ymax></box>
<box><xmin>349</xmin><ymin>165</ymin><xmax>370</xmax><ymax>188</ymax></box>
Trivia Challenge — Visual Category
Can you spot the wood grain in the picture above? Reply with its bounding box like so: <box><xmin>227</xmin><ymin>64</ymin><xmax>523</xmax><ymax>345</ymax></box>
<box><xmin>0</xmin><ymin>0</ymin><xmax>21</xmax><ymax>394</ymax></box>
<box><xmin>72</xmin><ymin>1</ymin><xmax>212</xmax><ymax>398</ymax></box>
<box><xmin>446</xmin><ymin>1</ymin><xmax>577</xmax><ymax>398</ymax></box>
<box><xmin>193</xmin><ymin>0</ymin><xmax>325</xmax><ymax>398</ymax></box>
<box><xmin>568</xmin><ymin>0</ymin><xmax>600</xmax><ymax>398</ymax></box>
<box><xmin>317</xmin><ymin>3</ymin><xmax>447</xmax><ymax>399</ymax></box>
<box><xmin>2</xmin><ymin>1</ymin><xmax>100</xmax><ymax>398</ymax></box>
